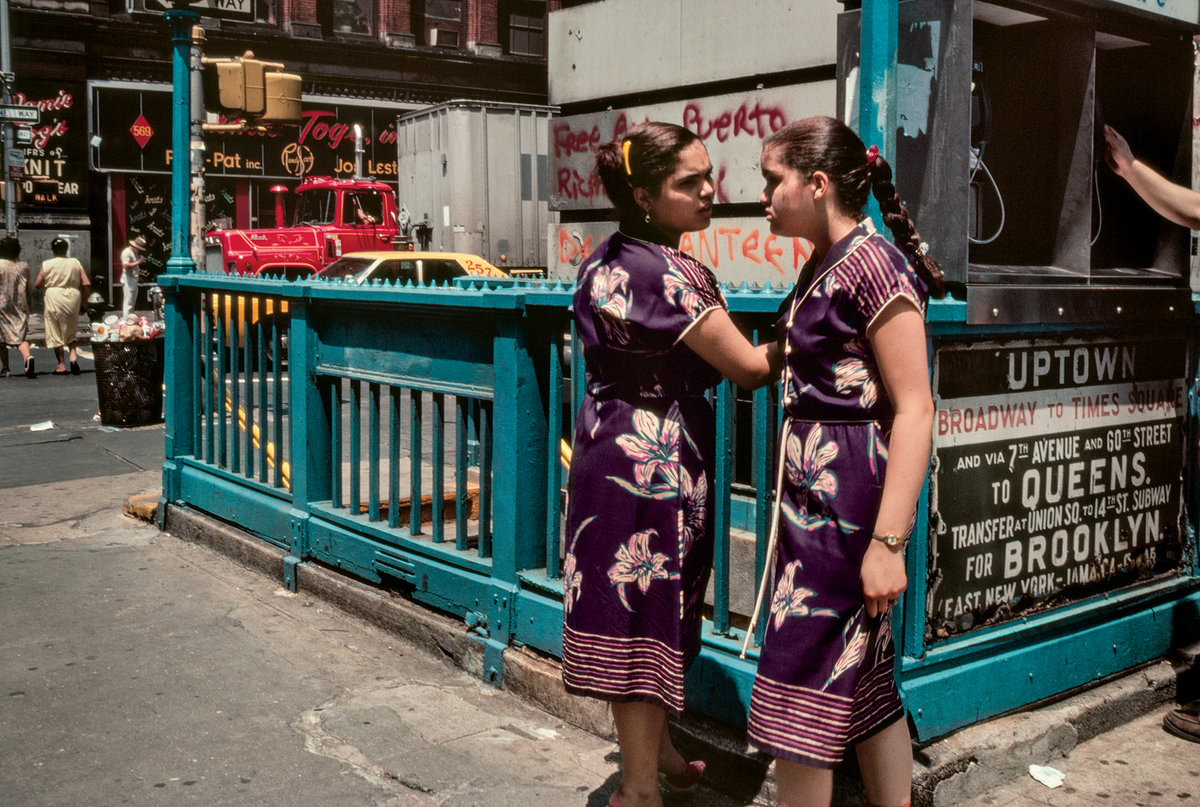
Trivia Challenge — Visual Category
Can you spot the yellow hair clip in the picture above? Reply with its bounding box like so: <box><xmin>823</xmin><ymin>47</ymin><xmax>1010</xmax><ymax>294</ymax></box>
<box><xmin>622</xmin><ymin>139</ymin><xmax>633</xmax><ymax>176</ymax></box>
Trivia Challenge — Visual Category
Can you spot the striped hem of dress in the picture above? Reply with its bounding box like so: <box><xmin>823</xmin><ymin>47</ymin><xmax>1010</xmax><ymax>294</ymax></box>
<box><xmin>560</xmin><ymin>623</ymin><xmax>687</xmax><ymax>714</ymax></box>
<box><xmin>846</xmin><ymin>657</ymin><xmax>904</xmax><ymax>744</ymax></box>
<box><xmin>747</xmin><ymin>664</ymin><xmax>905</xmax><ymax>768</ymax></box>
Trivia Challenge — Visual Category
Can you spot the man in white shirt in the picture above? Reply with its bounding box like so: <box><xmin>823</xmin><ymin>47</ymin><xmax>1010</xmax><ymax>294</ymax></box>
<box><xmin>120</xmin><ymin>235</ymin><xmax>146</xmax><ymax>319</ymax></box>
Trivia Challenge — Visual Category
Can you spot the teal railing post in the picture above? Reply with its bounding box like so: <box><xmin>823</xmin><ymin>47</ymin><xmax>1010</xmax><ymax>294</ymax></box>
<box><xmin>479</xmin><ymin>306</ymin><xmax>549</xmax><ymax>685</ymax></box>
<box><xmin>160</xmin><ymin>280</ymin><xmax>195</xmax><ymax>506</ymax></box>
<box><xmin>712</xmin><ymin>379</ymin><xmax>734</xmax><ymax>634</ymax></box>
<box><xmin>164</xmin><ymin>6</ymin><xmax>198</xmax><ymax>272</ymax></box>
<box><xmin>160</xmin><ymin>5</ymin><xmax>199</xmax><ymax>526</ymax></box>
<box><xmin>750</xmin><ymin>322</ymin><xmax>779</xmax><ymax>648</ymax></box>
<box><xmin>284</xmin><ymin>295</ymin><xmax>332</xmax><ymax>591</ymax></box>
<box><xmin>858</xmin><ymin>0</ymin><xmax>898</xmax><ymax>232</ymax></box>
<box><xmin>1191</xmin><ymin>308</ymin><xmax>1200</xmax><ymax>576</ymax></box>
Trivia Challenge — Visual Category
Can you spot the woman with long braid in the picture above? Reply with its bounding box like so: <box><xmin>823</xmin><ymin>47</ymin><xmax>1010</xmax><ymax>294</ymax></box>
<box><xmin>748</xmin><ymin>116</ymin><xmax>945</xmax><ymax>807</ymax></box>
<box><xmin>565</xmin><ymin>121</ymin><xmax>780</xmax><ymax>807</ymax></box>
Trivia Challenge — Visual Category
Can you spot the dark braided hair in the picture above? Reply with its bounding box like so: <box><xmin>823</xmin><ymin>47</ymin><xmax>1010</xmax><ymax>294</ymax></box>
<box><xmin>763</xmin><ymin>115</ymin><xmax>946</xmax><ymax>298</ymax></box>
<box><xmin>595</xmin><ymin>121</ymin><xmax>702</xmax><ymax>244</ymax></box>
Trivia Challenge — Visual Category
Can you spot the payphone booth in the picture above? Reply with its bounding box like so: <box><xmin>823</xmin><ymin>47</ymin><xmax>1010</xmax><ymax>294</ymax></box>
<box><xmin>838</xmin><ymin>0</ymin><xmax>1200</xmax><ymax>740</ymax></box>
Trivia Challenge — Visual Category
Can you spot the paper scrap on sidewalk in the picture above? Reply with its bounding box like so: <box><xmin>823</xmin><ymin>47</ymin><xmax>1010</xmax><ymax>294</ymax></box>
<box><xmin>1028</xmin><ymin>764</ymin><xmax>1065</xmax><ymax>788</ymax></box>
<box><xmin>29</xmin><ymin>420</ymin><xmax>54</xmax><ymax>432</ymax></box>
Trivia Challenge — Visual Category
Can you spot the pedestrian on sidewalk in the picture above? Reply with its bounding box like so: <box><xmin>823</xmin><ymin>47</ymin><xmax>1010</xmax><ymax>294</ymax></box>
<box><xmin>563</xmin><ymin>121</ymin><xmax>780</xmax><ymax>807</ymax></box>
<box><xmin>1104</xmin><ymin>122</ymin><xmax>1200</xmax><ymax>744</ymax></box>
<box><xmin>746</xmin><ymin>116</ymin><xmax>946</xmax><ymax>807</ymax></box>
<box><xmin>120</xmin><ymin>235</ymin><xmax>146</xmax><ymax>319</ymax></box>
<box><xmin>0</xmin><ymin>236</ymin><xmax>34</xmax><ymax>378</ymax></box>
<box><xmin>35</xmin><ymin>237</ymin><xmax>90</xmax><ymax>375</ymax></box>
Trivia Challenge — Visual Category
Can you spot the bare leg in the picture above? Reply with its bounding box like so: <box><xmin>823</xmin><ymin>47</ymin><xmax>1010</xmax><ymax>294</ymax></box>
<box><xmin>775</xmin><ymin>758</ymin><xmax>833</xmax><ymax>807</ymax></box>
<box><xmin>610</xmin><ymin>701</ymin><xmax>666</xmax><ymax>807</ymax></box>
<box><xmin>17</xmin><ymin>340</ymin><xmax>31</xmax><ymax>363</ymax></box>
<box><xmin>657</xmin><ymin>724</ymin><xmax>686</xmax><ymax>777</ymax></box>
<box><xmin>53</xmin><ymin>346</ymin><xmax>66</xmax><ymax>372</ymax></box>
<box><xmin>68</xmin><ymin>341</ymin><xmax>78</xmax><ymax>364</ymax></box>
<box><xmin>855</xmin><ymin>718</ymin><xmax>913</xmax><ymax>807</ymax></box>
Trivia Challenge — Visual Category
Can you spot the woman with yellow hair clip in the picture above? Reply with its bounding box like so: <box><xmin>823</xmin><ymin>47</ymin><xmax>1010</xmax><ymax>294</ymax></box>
<box><xmin>563</xmin><ymin>121</ymin><xmax>779</xmax><ymax>807</ymax></box>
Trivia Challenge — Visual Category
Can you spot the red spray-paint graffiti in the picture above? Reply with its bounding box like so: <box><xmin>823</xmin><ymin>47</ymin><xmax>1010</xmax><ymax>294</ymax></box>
<box><xmin>682</xmin><ymin>100</ymin><xmax>787</xmax><ymax>142</ymax></box>
<box><xmin>555</xmin><ymin>225</ymin><xmax>811</xmax><ymax>278</ymax></box>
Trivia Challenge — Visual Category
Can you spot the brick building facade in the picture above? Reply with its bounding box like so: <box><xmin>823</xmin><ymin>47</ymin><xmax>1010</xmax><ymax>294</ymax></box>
<box><xmin>6</xmin><ymin>0</ymin><xmax>558</xmax><ymax>305</ymax></box>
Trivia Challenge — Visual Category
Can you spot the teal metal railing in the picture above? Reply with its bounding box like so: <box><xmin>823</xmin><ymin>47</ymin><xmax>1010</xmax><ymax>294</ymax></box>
<box><xmin>160</xmin><ymin>271</ymin><xmax>786</xmax><ymax>706</ymax></box>
<box><xmin>160</xmin><ymin>273</ymin><xmax>1200</xmax><ymax>739</ymax></box>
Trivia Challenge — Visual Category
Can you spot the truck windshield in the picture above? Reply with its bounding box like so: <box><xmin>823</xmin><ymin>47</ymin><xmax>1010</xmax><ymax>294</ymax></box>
<box><xmin>294</xmin><ymin>190</ymin><xmax>336</xmax><ymax>226</ymax></box>
<box><xmin>319</xmin><ymin>256</ymin><xmax>375</xmax><ymax>279</ymax></box>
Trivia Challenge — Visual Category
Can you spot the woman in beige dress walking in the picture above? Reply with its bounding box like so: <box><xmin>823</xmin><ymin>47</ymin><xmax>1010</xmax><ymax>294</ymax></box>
<box><xmin>0</xmin><ymin>236</ymin><xmax>34</xmax><ymax>378</ymax></box>
<box><xmin>35</xmin><ymin>237</ymin><xmax>90</xmax><ymax>375</ymax></box>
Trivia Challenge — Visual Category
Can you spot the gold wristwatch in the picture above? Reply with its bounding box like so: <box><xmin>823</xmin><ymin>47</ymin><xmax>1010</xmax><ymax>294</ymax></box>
<box><xmin>871</xmin><ymin>532</ymin><xmax>909</xmax><ymax>552</ymax></box>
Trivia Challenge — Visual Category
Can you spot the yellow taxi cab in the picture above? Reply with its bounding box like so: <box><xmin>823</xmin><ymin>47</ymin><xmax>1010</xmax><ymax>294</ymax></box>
<box><xmin>210</xmin><ymin>251</ymin><xmax>510</xmax><ymax>350</ymax></box>
<box><xmin>313</xmin><ymin>250</ymin><xmax>510</xmax><ymax>285</ymax></box>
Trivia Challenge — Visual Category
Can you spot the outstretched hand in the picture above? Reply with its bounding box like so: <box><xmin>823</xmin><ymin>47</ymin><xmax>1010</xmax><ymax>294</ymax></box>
<box><xmin>1103</xmin><ymin>124</ymin><xmax>1134</xmax><ymax>178</ymax></box>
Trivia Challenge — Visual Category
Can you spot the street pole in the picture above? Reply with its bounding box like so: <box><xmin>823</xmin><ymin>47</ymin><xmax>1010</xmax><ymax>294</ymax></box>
<box><xmin>190</xmin><ymin>24</ymin><xmax>205</xmax><ymax>266</ymax></box>
<box><xmin>163</xmin><ymin>5</ymin><xmax>199</xmax><ymax>489</ymax></box>
<box><xmin>1</xmin><ymin>0</ymin><xmax>16</xmax><ymax>236</ymax></box>
<box><xmin>166</xmin><ymin>5</ymin><xmax>199</xmax><ymax>275</ymax></box>
<box><xmin>858</xmin><ymin>0</ymin><xmax>898</xmax><ymax>232</ymax></box>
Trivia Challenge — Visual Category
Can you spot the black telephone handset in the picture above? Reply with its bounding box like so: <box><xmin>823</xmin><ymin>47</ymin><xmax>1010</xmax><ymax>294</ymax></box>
<box><xmin>971</xmin><ymin>60</ymin><xmax>992</xmax><ymax>149</ymax></box>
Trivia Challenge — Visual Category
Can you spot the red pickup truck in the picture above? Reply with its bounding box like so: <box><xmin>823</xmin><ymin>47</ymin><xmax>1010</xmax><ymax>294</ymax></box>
<box><xmin>204</xmin><ymin>175</ymin><xmax>409</xmax><ymax>278</ymax></box>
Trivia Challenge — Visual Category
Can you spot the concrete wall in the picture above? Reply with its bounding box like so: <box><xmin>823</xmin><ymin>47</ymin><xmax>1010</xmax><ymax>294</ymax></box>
<box><xmin>548</xmin><ymin>0</ymin><xmax>837</xmax><ymax>103</ymax></box>
<box><xmin>547</xmin><ymin>0</ymin><xmax>841</xmax><ymax>283</ymax></box>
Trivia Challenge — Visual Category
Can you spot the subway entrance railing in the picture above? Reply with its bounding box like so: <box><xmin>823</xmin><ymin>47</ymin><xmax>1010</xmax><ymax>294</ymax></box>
<box><xmin>158</xmin><ymin>272</ymin><xmax>1200</xmax><ymax>740</ymax></box>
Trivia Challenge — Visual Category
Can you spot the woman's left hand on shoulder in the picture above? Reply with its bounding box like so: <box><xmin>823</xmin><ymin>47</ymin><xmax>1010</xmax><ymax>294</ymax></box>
<box><xmin>861</xmin><ymin>542</ymin><xmax>907</xmax><ymax>618</ymax></box>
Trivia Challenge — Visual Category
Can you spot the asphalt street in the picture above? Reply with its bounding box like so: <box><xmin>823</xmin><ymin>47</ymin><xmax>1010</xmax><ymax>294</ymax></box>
<box><xmin>0</xmin><ymin>343</ymin><xmax>165</xmax><ymax>488</ymax></box>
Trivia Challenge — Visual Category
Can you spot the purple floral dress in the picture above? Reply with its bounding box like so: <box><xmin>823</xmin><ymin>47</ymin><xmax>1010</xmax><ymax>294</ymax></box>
<box><xmin>561</xmin><ymin>231</ymin><xmax>725</xmax><ymax>714</ymax></box>
<box><xmin>747</xmin><ymin>222</ymin><xmax>927</xmax><ymax>767</ymax></box>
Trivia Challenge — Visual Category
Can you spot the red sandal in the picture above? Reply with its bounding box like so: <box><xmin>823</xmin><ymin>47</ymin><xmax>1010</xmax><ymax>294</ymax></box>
<box><xmin>658</xmin><ymin>759</ymin><xmax>705</xmax><ymax>792</ymax></box>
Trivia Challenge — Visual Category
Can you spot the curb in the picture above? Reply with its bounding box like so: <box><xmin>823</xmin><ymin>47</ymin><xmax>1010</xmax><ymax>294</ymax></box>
<box><xmin>151</xmin><ymin>498</ymin><xmax>1189</xmax><ymax>807</ymax></box>
<box><xmin>913</xmin><ymin>661</ymin><xmax>1176</xmax><ymax>806</ymax></box>
<box><xmin>155</xmin><ymin>500</ymin><xmax>777</xmax><ymax>802</ymax></box>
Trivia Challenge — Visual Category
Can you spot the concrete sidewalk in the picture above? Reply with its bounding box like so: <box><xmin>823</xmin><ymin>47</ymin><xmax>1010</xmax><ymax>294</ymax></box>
<box><xmin>3</xmin><ymin>468</ymin><xmax>1197</xmax><ymax>806</ymax></box>
<box><xmin>0</xmin><ymin>471</ymin><xmax>753</xmax><ymax>807</ymax></box>
<box><xmin>159</xmin><ymin>494</ymin><xmax>1200</xmax><ymax>806</ymax></box>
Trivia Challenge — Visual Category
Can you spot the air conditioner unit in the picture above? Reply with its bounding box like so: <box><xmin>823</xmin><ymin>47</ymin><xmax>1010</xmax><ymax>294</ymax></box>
<box><xmin>429</xmin><ymin>27</ymin><xmax>459</xmax><ymax>47</ymax></box>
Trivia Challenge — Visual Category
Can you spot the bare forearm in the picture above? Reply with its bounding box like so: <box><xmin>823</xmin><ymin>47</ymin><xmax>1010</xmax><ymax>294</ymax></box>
<box><xmin>873</xmin><ymin>406</ymin><xmax>932</xmax><ymax>539</ymax></box>
<box><xmin>683</xmin><ymin>308</ymin><xmax>780</xmax><ymax>389</ymax></box>
<box><xmin>1123</xmin><ymin>159</ymin><xmax>1200</xmax><ymax>230</ymax></box>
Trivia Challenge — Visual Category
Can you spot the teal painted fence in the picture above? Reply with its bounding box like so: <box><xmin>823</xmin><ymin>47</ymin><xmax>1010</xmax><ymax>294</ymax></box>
<box><xmin>159</xmin><ymin>272</ymin><xmax>1200</xmax><ymax>740</ymax></box>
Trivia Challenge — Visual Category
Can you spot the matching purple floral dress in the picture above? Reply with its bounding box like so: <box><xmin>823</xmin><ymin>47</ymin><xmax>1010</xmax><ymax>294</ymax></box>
<box><xmin>747</xmin><ymin>221</ymin><xmax>927</xmax><ymax>768</ymax></box>
<box><xmin>562</xmin><ymin>231</ymin><xmax>725</xmax><ymax>714</ymax></box>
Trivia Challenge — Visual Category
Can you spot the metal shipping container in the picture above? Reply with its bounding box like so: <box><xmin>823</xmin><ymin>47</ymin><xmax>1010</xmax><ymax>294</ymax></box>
<box><xmin>395</xmin><ymin>100</ymin><xmax>559</xmax><ymax>271</ymax></box>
